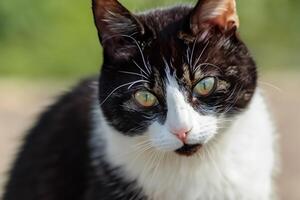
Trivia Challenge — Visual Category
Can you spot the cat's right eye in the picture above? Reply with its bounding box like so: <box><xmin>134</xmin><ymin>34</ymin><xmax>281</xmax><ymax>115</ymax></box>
<box><xmin>134</xmin><ymin>90</ymin><xmax>158</xmax><ymax>108</ymax></box>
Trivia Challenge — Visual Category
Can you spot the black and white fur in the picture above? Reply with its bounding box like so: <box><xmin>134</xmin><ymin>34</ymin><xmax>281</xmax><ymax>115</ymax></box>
<box><xmin>3</xmin><ymin>0</ymin><xmax>277</xmax><ymax>199</ymax></box>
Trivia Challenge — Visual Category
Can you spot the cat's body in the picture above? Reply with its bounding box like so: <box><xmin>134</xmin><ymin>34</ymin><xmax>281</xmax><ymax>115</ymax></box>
<box><xmin>3</xmin><ymin>79</ymin><xmax>275</xmax><ymax>200</ymax></box>
<box><xmin>4</xmin><ymin>1</ymin><xmax>277</xmax><ymax>200</ymax></box>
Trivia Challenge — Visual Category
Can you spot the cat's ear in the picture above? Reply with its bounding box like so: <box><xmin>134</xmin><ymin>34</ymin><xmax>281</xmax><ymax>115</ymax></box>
<box><xmin>190</xmin><ymin>0</ymin><xmax>239</xmax><ymax>34</ymax></box>
<box><xmin>92</xmin><ymin>0</ymin><xmax>145</xmax><ymax>42</ymax></box>
<box><xmin>92</xmin><ymin>0</ymin><xmax>148</xmax><ymax>58</ymax></box>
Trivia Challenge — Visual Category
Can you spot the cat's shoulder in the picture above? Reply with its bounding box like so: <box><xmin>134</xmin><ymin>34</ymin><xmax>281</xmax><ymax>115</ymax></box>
<box><xmin>19</xmin><ymin>76</ymin><xmax>99</xmax><ymax>148</ymax></box>
<box><xmin>42</xmin><ymin>76</ymin><xmax>97</xmax><ymax>117</ymax></box>
<box><xmin>3</xmin><ymin>77</ymin><xmax>98</xmax><ymax>200</ymax></box>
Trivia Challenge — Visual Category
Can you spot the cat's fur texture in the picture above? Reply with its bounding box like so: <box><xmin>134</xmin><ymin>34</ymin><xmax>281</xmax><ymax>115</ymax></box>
<box><xmin>3</xmin><ymin>0</ymin><xmax>277</xmax><ymax>200</ymax></box>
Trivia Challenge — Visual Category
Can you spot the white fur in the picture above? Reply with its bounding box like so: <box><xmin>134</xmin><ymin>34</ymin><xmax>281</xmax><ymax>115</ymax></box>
<box><xmin>149</xmin><ymin>74</ymin><xmax>218</xmax><ymax>152</ymax></box>
<box><xmin>91</xmin><ymin>87</ymin><xmax>276</xmax><ymax>200</ymax></box>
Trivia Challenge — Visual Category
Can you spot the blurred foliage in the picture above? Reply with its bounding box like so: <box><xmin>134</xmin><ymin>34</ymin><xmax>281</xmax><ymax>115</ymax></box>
<box><xmin>0</xmin><ymin>0</ymin><xmax>299</xmax><ymax>79</ymax></box>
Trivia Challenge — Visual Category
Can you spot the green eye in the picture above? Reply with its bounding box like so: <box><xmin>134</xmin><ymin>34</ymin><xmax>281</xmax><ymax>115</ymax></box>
<box><xmin>194</xmin><ymin>77</ymin><xmax>216</xmax><ymax>96</ymax></box>
<box><xmin>134</xmin><ymin>90</ymin><xmax>158</xmax><ymax>107</ymax></box>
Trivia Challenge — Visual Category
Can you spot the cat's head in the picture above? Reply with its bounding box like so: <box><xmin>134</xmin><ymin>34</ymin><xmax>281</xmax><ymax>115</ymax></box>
<box><xmin>93</xmin><ymin>0</ymin><xmax>257</xmax><ymax>156</ymax></box>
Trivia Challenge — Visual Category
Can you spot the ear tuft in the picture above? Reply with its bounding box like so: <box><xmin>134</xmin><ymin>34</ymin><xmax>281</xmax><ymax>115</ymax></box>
<box><xmin>190</xmin><ymin>0</ymin><xmax>239</xmax><ymax>35</ymax></box>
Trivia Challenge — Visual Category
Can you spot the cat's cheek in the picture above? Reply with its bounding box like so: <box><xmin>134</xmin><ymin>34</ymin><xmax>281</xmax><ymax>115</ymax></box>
<box><xmin>185</xmin><ymin>115</ymin><xmax>219</xmax><ymax>145</ymax></box>
<box><xmin>147</xmin><ymin>122</ymin><xmax>182</xmax><ymax>151</ymax></box>
<box><xmin>186</xmin><ymin>130</ymin><xmax>217</xmax><ymax>145</ymax></box>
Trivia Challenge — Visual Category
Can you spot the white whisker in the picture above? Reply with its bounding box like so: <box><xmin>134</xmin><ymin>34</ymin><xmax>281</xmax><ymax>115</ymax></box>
<box><xmin>194</xmin><ymin>62</ymin><xmax>221</xmax><ymax>73</ymax></box>
<box><xmin>193</xmin><ymin>41</ymin><xmax>210</xmax><ymax>70</ymax></box>
<box><xmin>132</xmin><ymin>60</ymin><xmax>150</xmax><ymax>78</ymax></box>
<box><xmin>120</xmin><ymin>34</ymin><xmax>152</xmax><ymax>75</ymax></box>
<box><xmin>118</xmin><ymin>70</ymin><xmax>149</xmax><ymax>80</ymax></box>
<box><xmin>258</xmin><ymin>81</ymin><xmax>283</xmax><ymax>93</ymax></box>
<box><xmin>128</xmin><ymin>80</ymin><xmax>149</xmax><ymax>89</ymax></box>
<box><xmin>100</xmin><ymin>80</ymin><xmax>148</xmax><ymax>105</ymax></box>
<box><xmin>189</xmin><ymin>38</ymin><xmax>197</xmax><ymax>68</ymax></box>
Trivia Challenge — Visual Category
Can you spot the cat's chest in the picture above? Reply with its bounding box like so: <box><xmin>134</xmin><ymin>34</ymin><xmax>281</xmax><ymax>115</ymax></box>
<box><xmin>138</xmin><ymin>160</ymin><xmax>236</xmax><ymax>200</ymax></box>
<box><xmin>103</xmin><ymin>146</ymin><xmax>241</xmax><ymax>200</ymax></box>
<box><xmin>92</xmin><ymin>113</ymin><xmax>236</xmax><ymax>200</ymax></box>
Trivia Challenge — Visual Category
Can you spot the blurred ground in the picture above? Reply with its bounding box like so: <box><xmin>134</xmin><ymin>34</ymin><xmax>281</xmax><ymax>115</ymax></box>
<box><xmin>0</xmin><ymin>72</ymin><xmax>299</xmax><ymax>199</ymax></box>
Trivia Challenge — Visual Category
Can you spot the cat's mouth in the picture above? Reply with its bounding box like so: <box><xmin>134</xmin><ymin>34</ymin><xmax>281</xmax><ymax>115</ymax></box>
<box><xmin>175</xmin><ymin>144</ymin><xmax>202</xmax><ymax>156</ymax></box>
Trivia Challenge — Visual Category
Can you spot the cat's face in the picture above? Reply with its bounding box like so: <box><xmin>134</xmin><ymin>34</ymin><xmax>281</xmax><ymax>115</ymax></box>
<box><xmin>93</xmin><ymin>0</ymin><xmax>257</xmax><ymax>156</ymax></box>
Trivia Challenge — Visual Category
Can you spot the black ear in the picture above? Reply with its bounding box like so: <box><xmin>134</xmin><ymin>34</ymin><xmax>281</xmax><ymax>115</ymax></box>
<box><xmin>190</xmin><ymin>0</ymin><xmax>239</xmax><ymax>35</ymax></box>
<box><xmin>92</xmin><ymin>0</ymin><xmax>147</xmax><ymax>59</ymax></box>
<box><xmin>92</xmin><ymin>0</ymin><xmax>145</xmax><ymax>42</ymax></box>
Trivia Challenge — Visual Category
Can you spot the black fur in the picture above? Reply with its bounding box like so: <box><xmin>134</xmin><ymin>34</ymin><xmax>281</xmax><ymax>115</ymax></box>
<box><xmin>4</xmin><ymin>1</ymin><xmax>257</xmax><ymax>199</ymax></box>
<box><xmin>98</xmin><ymin>5</ymin><xmax>257</xmax><ymax>135</ymax></box>
<box><xmin>3</xmin><ymin>79</ymin><xmax>145</xmax><ymax>200</ymax></box>
<box><xmin>4</xmin><ymin>79</ymin><xmax>93</xmax><ymax>199</ymax></box>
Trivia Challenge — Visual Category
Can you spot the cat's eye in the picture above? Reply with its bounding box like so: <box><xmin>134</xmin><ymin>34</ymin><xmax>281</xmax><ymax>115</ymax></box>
<box><xmin>193</xmin><ymin>77</ymin><xmax>216</xmax><ymax>97</ymax></box>
<box><xmin>134</xmin><ymin>90</ymin><xmax>158</xmax><ymax>108</ymax></box>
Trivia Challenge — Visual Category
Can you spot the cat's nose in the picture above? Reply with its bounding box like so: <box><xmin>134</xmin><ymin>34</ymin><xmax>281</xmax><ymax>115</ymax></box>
<box><xmin>172</xmin><ymin>128</ymin><xmax>191</xmax><ymax>143</ymax></box>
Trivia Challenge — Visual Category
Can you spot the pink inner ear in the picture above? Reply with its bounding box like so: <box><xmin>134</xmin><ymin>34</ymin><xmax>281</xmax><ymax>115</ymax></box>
<box><xmin>209</xmin><ymin>5</ymin><xmax>239</xmax><ymax>30</ymax></box>
<box><xmin>190</xmin><ymin>0</ymin><xmax>239</xmax><ymax>34</ymax></box>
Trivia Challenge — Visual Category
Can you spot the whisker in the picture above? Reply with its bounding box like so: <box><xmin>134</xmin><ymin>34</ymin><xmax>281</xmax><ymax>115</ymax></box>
<box><xmin>132</xmin><ymin>60</ymin><xmax>149</xmax><ymax>78</ymax></box>
<box><xmin>258</xmin><ymin>81</ymin><xmax>283</xmax><ymax>93</ymax></box>
<box><xmin>189</xmin><ymin>38</ymin><xmax>197</xmax><ymax>68</ymax></box>
<box><xmin>112</xmin><ymin>141</ymin><xmax>152</xmax><ymax>159</ymax></box>
<box><xmin>205</xmin><ymin>144</ymin><xmax>232</xmax><ymax>189</ymax></box>
<box><xmin>194</xmin><ymin>62</ymin><xmax>221</xmax><ymax>73</ymax></box>
<box><xmin>186</xmin><ymin>46</ymin><xmax>191</xmax><ymax>65</ymax></box>
<box><xmin>100</xmin><ymin>80</ymin><xmax>148</xmax><ymax>105</ymax></box>
<box><xmin>128</xmin><ymin>80</ymin><xmax>150</xmax><ymax>89</ymax></box>
<box><xmin>120</xmin><ymin>34</ymin><xmax>152</xmax><ymax>75</ymax></box>
<box><xmin>222</xmin><ymin>85</ymin><xmax>244</xmax><ymax>114</ymax></box>
<box><xmin>118</xmin><ymin>70</ymin><xmax>149</xmax><ymax>80</ymax></box>
<box><xmin>193</xmin><ymin>41</ymin><xmax>210</xmax><ymax>70</ymax></box>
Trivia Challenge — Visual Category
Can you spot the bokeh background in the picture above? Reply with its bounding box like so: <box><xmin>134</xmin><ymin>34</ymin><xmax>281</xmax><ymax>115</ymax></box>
<box><xmin>0</xmin><ymin>0</ymin><xmax>299</xmax><ymax>199</ymax></box>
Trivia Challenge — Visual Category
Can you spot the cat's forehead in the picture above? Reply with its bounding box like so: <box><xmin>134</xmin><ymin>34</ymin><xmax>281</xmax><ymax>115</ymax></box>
<box><xmin>142</xmin><ymin>37</ymin><xmax>223</xmax><ymax>83</ymax></box>
<box><xmin>135</xmin><ymin>8</ymin><xmax>230</xmax><ymax>75</ymax></box>
<box><xmin>138</xmin><ymin>6</ymin><xmax>192</xmax><ymax>33</ymax></box>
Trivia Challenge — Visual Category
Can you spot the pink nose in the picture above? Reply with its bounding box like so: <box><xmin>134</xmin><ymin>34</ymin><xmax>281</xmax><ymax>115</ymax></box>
<box><xmin>172</xmin><ymin>128</ymin><xmax>190</xmax><ymax>143</ymax></box>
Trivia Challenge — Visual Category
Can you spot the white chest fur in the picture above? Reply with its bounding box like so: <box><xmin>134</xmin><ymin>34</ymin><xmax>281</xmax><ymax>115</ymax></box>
<box><xmin>90</xmin><ymin>91</ymin><xmax>276</xmax><ymax>200</ymax></box>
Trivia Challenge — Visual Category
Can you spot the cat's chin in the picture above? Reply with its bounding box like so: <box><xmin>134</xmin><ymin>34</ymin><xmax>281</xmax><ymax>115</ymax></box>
<box><xmin>175</xmin><ymin>144</ymin><xmax>202</xmax><ymax>156</ymax></box>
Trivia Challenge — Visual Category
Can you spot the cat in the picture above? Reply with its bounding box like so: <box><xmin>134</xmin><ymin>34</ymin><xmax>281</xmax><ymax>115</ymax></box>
<box><xmin>3</xmin><ymin>0</ymin><xmax>277</xmax><ymax>199</ymax></box>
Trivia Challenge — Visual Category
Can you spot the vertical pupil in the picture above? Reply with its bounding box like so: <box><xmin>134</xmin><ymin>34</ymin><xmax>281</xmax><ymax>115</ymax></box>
<box><xmin>203</xmin><ymin>82</ymin><xmax>207</xmax><ymax>90</ymax></box>
<box><xmin>194</xmin><ymin>78</ymin><xmax>215</xmax><ymax>96</ymax></box>
<box><xmin>145</xmin><ymin>93</ymin><xmax>149</xmax><ymax>102</ymax></box>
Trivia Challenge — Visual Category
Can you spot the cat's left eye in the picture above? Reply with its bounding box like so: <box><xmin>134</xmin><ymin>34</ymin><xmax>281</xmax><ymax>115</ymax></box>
<box><xmin>193</xmin><ymin>77</ymin><xmax>217</xmax><ymax>97</ymax></box>
<box><xmin>134</xmin><ymin>90</ymin><xmax>158</xmax><ymax>108</ymax></box>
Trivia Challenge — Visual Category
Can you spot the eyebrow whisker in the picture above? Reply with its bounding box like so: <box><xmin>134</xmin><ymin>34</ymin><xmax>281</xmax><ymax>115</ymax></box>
<box><xmin>100</xmin><ymin>80</ymin><xmax>149</xmax><ymax>106</ymax></box>
<box><xmin>118</xmin><ymin>70</ymin><xmax>149</xmax><ymax>80</ymax></box>
<box><xmin>132</xmin><ymin>60</ymin><xmax>150</xmax><ymax>78</ymax></box>
<box><xmin>121</xmin><ymin>34</ymin><xmax>152</xmax><ymax>75</ymax></box>
<box><xmin>193</xmin><ymin>41</ymin><xmax>210</xmax><ymax>70</ymax></box>
<box><xmin>194</xmin><ymin>62</ymin><xmax>221</xmax><ymax>73</ymax></box>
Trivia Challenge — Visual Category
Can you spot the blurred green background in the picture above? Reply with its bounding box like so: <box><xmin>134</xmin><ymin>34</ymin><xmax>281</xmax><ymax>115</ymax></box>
<box><xmin>0</xmin><ymin>0</ymin><xmax>299</xmax><ymax>79</ymax></box>
<box><xmin>1</xmin><ymin>1</ymin><xmax>300</xmax><ymax>199</ymax></box>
